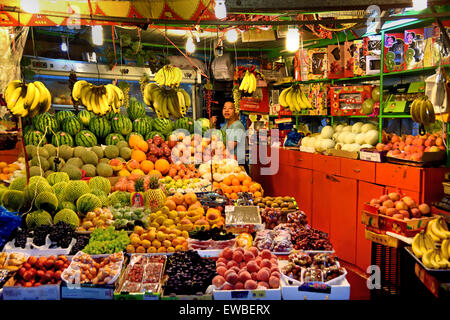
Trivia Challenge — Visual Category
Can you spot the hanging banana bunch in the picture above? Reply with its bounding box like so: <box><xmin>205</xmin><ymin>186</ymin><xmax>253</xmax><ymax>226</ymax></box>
<box><xmin>72</xmin><ymin>80</ymin><xmax>124</xmax><ymax>116</ymax></box>
<box><xmin>279</xmin><ymin>84</ymin><xmax>312</xmax><ymax>112</ymax></box>
<box><xmin>143</xmin><ymin>82</ymin><xmax>191</xmax><ymax>119</ymax></box>
<box><xmin>3</xmin><ymin>80</ymin><xmax>51</xmax><ymax>117</ymax></box>
<box><xmin>154</xmin><ymin>65</ymin><xmax>183</xmax><ymax>88</ymax></box>
<box><xmin>410</xmin><ymin>96</ymin><xmax>436</xmax><ymax>135</ymax></box>
<box><xmin>239</xmin><ymin>70</ymin><xmax>257</xmax><ymax>94</ymax></box>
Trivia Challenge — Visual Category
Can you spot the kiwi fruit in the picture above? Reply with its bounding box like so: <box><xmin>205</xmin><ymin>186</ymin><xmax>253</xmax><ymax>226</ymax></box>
<box><xmin>271</xmin><ymin>203</ymin><xmax>279</xmax><ymax>208</ymax></box>
<box><xmin>283</xmin><ymin>196</ymin><xmax>292</xmax><ymax>202</ymax></box>
<box><xmin>266</xmin><ymin>201</ymin><xmax>273</xmax><ymax>207</ymax></box>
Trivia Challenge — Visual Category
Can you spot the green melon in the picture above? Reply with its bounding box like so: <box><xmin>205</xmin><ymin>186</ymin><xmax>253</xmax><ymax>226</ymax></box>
<box><xmin>77</xmin><ymin>110</ymin><xmax>93</xmax><ymax>127</ymax></box>
<box><xmin>132</xmin><ymin>118</ymin><xmax>151</xmax><ymax>136</ymax></box>
<box><xmin>52</xmin><ymin>132</ymin><xmax>74</xmax><ymax>147</ymax></box>
<box><xmin>111</xmin><ymin>114</ymin><xmax>133</xmax><ymax>136</ymax></box>
<box><xmin>89</xmin><ymin>116</ymin><xmax>111</xmax><ymax>139</ymax></box>
<box><xmin>75</xmin><ymin>130</ymin><xmax>98</xmax><ymax>147</ymax></box>
<box><xmin>105</xmin><ymin>133</ymin><xmax>125</xmax><ymax>145</ymax></box>
<box><xmin>56</xmin><ymin>110</ymin><xmax>75</xmax><ymax>124</ymax></box>
<box><xmin>153</xmin><ymin>118</ymin><xmax>173</xmax><ymax>135</ymax></box>
<box><xmin>61</xmin><ymin>116</ymin><xmax>82</xmax><ymax>136</ymax></box>
<box><xmin>175</xmin><ymin>117</ymin><xmax>194</xmax><ymax>134</ymax></box>
<box><xmin>127</xmin><ymin>98</ymin><xmax>146</xmax><ymax>121</ymax></box>
<box><xmin>24</xmin><ymin>130</ymin><xmax>47</xmax><ymax>146</ymax></box>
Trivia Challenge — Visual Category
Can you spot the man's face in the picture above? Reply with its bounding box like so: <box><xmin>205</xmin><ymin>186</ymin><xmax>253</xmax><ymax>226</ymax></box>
<box><xmin>223</xmin><ymin>102</ymin><xmax>235</xmax><ymax>120</ymax></box>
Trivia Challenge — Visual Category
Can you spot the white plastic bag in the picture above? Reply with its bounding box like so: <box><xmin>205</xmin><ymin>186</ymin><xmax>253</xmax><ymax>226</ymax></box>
<box><xmin>425</xmin><ymin>67</ymin><xmax>448</xmax><ymax>114</ymax></box>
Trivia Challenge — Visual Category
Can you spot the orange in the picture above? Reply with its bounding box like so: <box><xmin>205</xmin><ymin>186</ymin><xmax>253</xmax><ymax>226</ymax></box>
<box><xmin>131</xmin><ymin>149</ymin><xmax>146</xmax><ymax>163</ymax></box>
<box><xmin>167</xmin><ymin>247</ymin><xmax>175</xmax><ymax>253</ymax></box>
<box><xmin>232</xmin><ymin>186</ymin><xmax>241</xmax><ymax>193</ymax></box>
<box><xmin>147</xmin><ymin>246</ymin><xmax>157</xmax><ymax>253</ymax></box>
<box><xmin>157</xmin><ymin>247</ymin><xmax>167</xmax><ymax>253</ymax></box>
<box><xmin>140</xmin><ymin>160</ymin><xmax>154</xmax><ymax>173</ymax></box>
<box><xmin>223</xmin><ymin>186</ymin><xmax>232</xmax><ymax>194</ymax></box>
<box><xmin>129</xmin><ymin>134</ymin><xmax>143</xmax><ymax>148</ymax></box>
<box><xmin>237</xmin><ymin>173</ymin><xmax>247</xmax><ymax>182</ymax></box>
<box><xmin>242</xmin><ymin>179</ymin><xmax>251</xmax><ymax>187</ymax></box>
<box><xmin>136</xmin><ymin>246</ymin><xmax>146</xmax><ymax>253</ymax></box>
<box><xmin>148</xmin><ymin>169</ymin><xmax>162</xmax><ymax>179</ymax></box>
<box><xmin>155</xmin><ymin>159</ymin><xmax>170</xmax><ymax>174</ymax></box>
<box><xmin>230</xmin><ymin>192</ymin><xmax>238</xmax><ymax>200</ymax></box>
<box><xmin>241</xmin><ymin>185</ymin><xmax>249</xmax><ymax>193</ymax></box>
<box><xmin>228</xmin><ymin>174</ymin><xmax>237</xmax><ymax>181</ymax></box>
<box><xmin>136</xmin><ymin>139</ymin><xmax>149</xmax><ymax>153</ymax></box>
<box><xmin>213</xmin><ymin>182</ymin><xmax>220</xmax><ymax>189</ymax></box>
<box><xmin>253</xmin><ymin>191</ymin><xmax>262</xmax><ymax>198</ymax></box>
<box><xmin>244</xmin><ymin>176</ymin><xmax>252</xmax><ymax>184</ymax></box>
<box><xmin>249</xmin><ymin>183</ymin><xmax>259</xmax><ymax>193</ymax></box>
<box><xmin>231</xmin><ymin>178</ymin><xmax>240</xmax><ymax>186</ymax></box>
<box><xmin>2</xmin><ymin>168</ymin><xmax>9</xmax><ymax>174</ymax></box>
<box><xmin>223</xmin><ymin>176</ymin><xmax>232</xmax><ymax>186</ymax></box>
<box><xmin>0</xmin><ymin>162</ymin><xmax>7</xmax><ymax>168</ymax></box>
<box><xmin>152</xmin><ymin>239</ymin><xmax>161</xmax><ymax>248</ymax></box>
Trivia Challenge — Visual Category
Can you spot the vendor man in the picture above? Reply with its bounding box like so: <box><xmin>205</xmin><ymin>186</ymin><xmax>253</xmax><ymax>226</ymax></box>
<box><xmin>221</xmin><ymin>101</ymin><xmax>246</xmax><ymax>164</ymax></box>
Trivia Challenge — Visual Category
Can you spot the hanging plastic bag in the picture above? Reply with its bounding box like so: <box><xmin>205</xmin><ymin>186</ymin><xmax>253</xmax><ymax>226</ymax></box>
<box><xmin>0</xmin><ymin>206</ymin><xmax>22</xmax><ymax>250</ymax></box>
<box><xmin>425</xmin><ymin>67</ymin><xmax>448</xmax><ymax>114</ymax></box>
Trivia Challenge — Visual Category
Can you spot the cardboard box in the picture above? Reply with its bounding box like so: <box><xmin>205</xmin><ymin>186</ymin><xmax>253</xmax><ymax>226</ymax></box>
<box><xmin>225</xmin><ymin>206</ymin><xmax>264</xmax><ymax>234</ymax></box>
<box><xmin>307</xmin><ymin>48</ymin><xmax>328</xmax><ymax>80</ymax></box>
<box><xmin>280</xmin><ymin>277</ymin><xmax>350</xmax><ymax>300</ymax></box>
<box><xmin>213</xmin><ymin>288</ymin><xmax>281</xmax><ymax>300</ymax></box>
<box><xmin>384</xmin><ymin>33</ymin><xmax>405</xmax><ymax>73</ymax></box>
<box><xmin>327</xmin><ymin>45</ymin><xmax>345</xmax><ymax>79</ymax></box>
<box><xmin>359</xmin><ymin>148</ymin><xmax>387</xmax><ymax>163</ymax></box>
<box><xmin>328</xmin><ymin>149</ymin><xmax>359</xmax><ymax>160</ymax></box>
<box><xmin>364</xmin><ymin>35</ymin><xmax>382</xmax><ymax>56</ymax></box>
<box><xmin>361</xmin><ymin>203</ymin><xmax>434</xmax><ymax>237</ymax></box>
<box><xmin>364</xmin><ymin>228</ymin><xmax>400</xmax><ymax>248</ymax></box>
<box><xmin>161</xmin><ymin>293</ymin><xmax>213</xmax><ymax>300</ymax></box>
<box><xmin>404</xmin><ymin>28</ymin><xmax>425</xmax><ymax>70</ymax></box>
<box><xmin>2</xmin><ymin>278</ymin><xmax>61</xmax><ymax>300</ymax></box>
<box><xmin>386</xmin><ymin>150</ymin><xmax>446</xmax><ymax>167</ymax></box>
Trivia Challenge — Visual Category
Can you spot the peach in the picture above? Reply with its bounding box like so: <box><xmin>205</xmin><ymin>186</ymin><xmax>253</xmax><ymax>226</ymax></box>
<box><xmin>270</xmin><ymin>266</ymin><xmax>279</xmax><ymax>273</ymax></box>
<box><xmin>399</xmin><ymin>210</ymin><xmax>410</xmax><ymax>219</ymax></box>
<box><xmin>411</xmin><ymin>208</ymin><xmax>421</xmax><ymax>218</ymax></box>
<box><xmin>225</xmin><ymin>271</ymin><xmax>238</xmax><ymax>285</ymax></box>
<box><xmin>418</xmin><ymin>203</ymin><xmax>430</xmax><ymax>215</ymax></box>
<box><xmin>251</xmin><ymin>272</ymin><xmax>258</xmax><ymax>281</ymax></box>
<box><xmin>258</xmin><ymin>281</ymin><xmax>269</xmax><ymax>289</ymax></box>
<box><xmin>270</xmin><ymin>258</ymin><xmax>278</xmax><ymax>265</ymax></box>
<box><xmin>232</xmin><ymin>251</ymin><xmax>244</xmax><ymax>263</ymax></box>
<box><xmin>402</xmin><ymin>196</ymin><xmax>416</xmax><ymax>208</ymax></box>
<box><xmin>396</xmin><ymin>153</ymin><xmax>406</xmax><ymax>159</ymax></box>
<box><xmin>385</xmin><ymin>208</ymin><xmax>397</xmax><ymax>216</ymax></box>
<box><xmin>391</xmin><ymin>135</ymin><xmax>400</xmax><ymax>143</ymax></box>
<box><xmin>383</xmin><ymin>144</ymin><xmax>393</xmax><ymax>151</ymax></box>
<box><xmin>217</xmin><ymin>257</ymin><xmax>227</xmax><ymax>264</ymax></box>
<box><xmin>255</xmin><ymin>256</ymin><xmax>262</xmax><ymax>267</ymax></box>
<box><xmin>405</xmin><ymin>136</ymin><xmax>413</xmax><ymax>145</ymax></box>
<box><xmin>393</xmin><ymin>213</ymin><xmax>404</xmax><ymax>220</ymax></box>
<box><xmin>411</xmin><ymin>152</ymin><xmax>423</xmax><ymax>161</ymax></box>
<box><xmin>388</xmin><ymin>193</ymin><xmax>401</xmax><ymax>201</ymax></box>
<box><xmin>243</xmin><ymin>251</ymin><xmax>255</xmax><ymax>262</ymax></box>
<box><xmin>234</xmin><ymin>247</ymin><xmax>245</xmax><ymax>255</ymax></box>
<box><xmin>238</xmin><ymin>271</ymin><xmax>252</xmax><ymax>283</ymax></box>
<box><xmin>269</xmin><ymin>276</ymin><xmax>280</xmax><ymax>288</ymax></box>
<box><xmin>239</xmin><ymin>262</ymin><xmax>247</xmax><ymax>269</ymax></box>
<box><xmin>217</xmin><ymin>266</ymin><xmax>227</xmax><ymax>277</ymax></box>
<box><xmin>395</xmin><ymin>201</ymin><xmax>408</xmax><ymax>211</ymax></box>
<box><xmin>248</xmin><ymin>247</ymin><xmax>259</xmax><ymax>257</ymax></box>
<box><xmin>260</xmin><ymin>249</ymin><xmax>272</xmax><ymax>260</ymax></box>
<box><xmin>216</xmin><ymin>262</ymin><xmax>226</xmax><ymax>268</ymax></box>
<box><xmin>398</xmin><ymin>142</ymin><xmax>406</xmax><ymax>151</ymax></box>
<box><xmin>244</xmin><ymin>279</ymin><xmax>258</xmax><ymax>290</ymax></box>
<box><xmin>260</xmin><ymin>259</ymin><xmax>272</xmax><ymax>269</ymax></box>
<box><xmin>227</xmin><ymin>260</ymin><xmax>238</xmax><ymax>269</ymax></box>
<box><xmin>436</xmin><ymin>137</ymin><xmax>443</xmax><ymax>146</ymax></box>
<box><xmin>247</xmin><ymin>261</ymin><xmax>259</xmax><ymax>273</ymax></box>
<box><xmin>376</xmin><ymin>143</ymin><xmax>385</xmax><ymax>151</ymax></box>
<box><xmin>231</xmin><ymin>266</ymin><xmax>240</xmax><ymax>274</ymax></box>
<box><xmin>257</xmin><ymin>269</ymin><xmax>270</xmax><ymax>282</ymax></box>
<box><xmin>223</xmin><ymin>284</ymin><xmax>234</xmax><ymax>290</ymax></box>
<box><xmin>404</xmin><ymin>145</ymin><xmax>412</xmax><ymax>153</ymax></box>
<box><xmin>383</xmin><ymin>200</ymin><xmax>394</xmax><ymax>208</ymax></box>
<box><xmin>235</xmin><ymin>282</ymin><xmax>244</xmax><ymax>290</ymax></box>
<box><xmin>213</xmin><ymin>275</ymin><xmax>226</xmax><ymax>287</ymax></box>
<box><xmin>222</xmin><ymin>247</ymin><xmax>233</xmax><ymax>260</ymax></box>
<box><xmin>271</xmin><ymin>271</ymin><xmax>281</xmax><ymax>279</ymax></box>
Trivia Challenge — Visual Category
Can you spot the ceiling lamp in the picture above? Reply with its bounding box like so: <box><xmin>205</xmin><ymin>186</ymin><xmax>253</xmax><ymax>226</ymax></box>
<box><xmin>91</xmin><ymin>25</ymin><xmax>104</xmax><ymax>46</ymax></box>
<box><xmin>21</xmin><ymin>0</ymin><xmax>39</xmax><ymax>14</ymax></box>
<box><xmin>412</xmin><ymin>0</ymin><xmax>427</xmax><ymax>10</ymax></box>
<box><xmin>286</xmin><ymin>26</ymin><xmax>300</xmax><ymax>52</ymax></box>
<box><xmin>61</xmin><ymin>37</ymin><xmax>67</xmax><ymax>52</ymax></box>
<box><xmin>215</xmin><ymin>0</ymin><xmax>227</xmax><ymax>19</ymax></box>
<box><xmin>225</xmin><ymin>29</ymin><xmax>238</xmax><ymax>43</ymax></box>
<box><xmin>186</xmin><ymin>35</ymin><xmax>195</xmax><ymax>54</ymax></box>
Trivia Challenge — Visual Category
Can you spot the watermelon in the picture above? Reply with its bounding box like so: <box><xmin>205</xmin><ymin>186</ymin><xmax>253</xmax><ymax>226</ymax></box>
<box><xmin>127</xmin><ymin>98</ymin><xmax>146</xmax><ymax>120</ymax></box>
<box><xmin>52</xmin><ymin>132</ymin><xmax>74</xmax><ymax>147</ymax></box>
<box><xmin>75</xmin><ymin>130</ymin><xmax>98</xmax><ymax>147</ymax></box>
<box><xmin>105</xmin><ymin>133</ymin><xmax>125</xmax><ymax>145</ymax></box>
<box><xmin>194</xmin><ymin>118</ymin><xmax>210</xmax><ymax>134</ymax></box>
<box><xmin>89</xmin><ymin>116</ymin><xmax>111</xmax><ymax>139</ymax></box>
<box><xmin>36</xmin><ymin>113</ymin><xmax>59</xmax><ymax>135</ymax></box>
<box><xmin>111</xmin><ymin>114</ymin><xmax>133</xmax><ymax>136</ymax></box>
<box><xmin>132</xmin><ymin>118</ymin><xmax>150</xmax><ymax>136</ymax></box>
<box><xmin>126</xmin><ymin>132</ymin><xmax>144</xmax><ymax>142</ymax></box>
<box><xmin>143</xmin><ymin>116</ymin><xmax>153</xmax><ymax>131</ymax></box>
<box><xmin>152</xmin><ymin>118</ymin><xmax>173</xmax><ymax>135</ymax></box>
<box><xmin>175</xmin><ymin>117</ymin><xmax>194</xmax><ymax>134</ymax></box>
<box><xmin>106</xmin><ymin>110</ymin><xmax>120</xmax><ymax>121</ymax></box>
<box><xmin>24</xmin><ymin>130</ymin><xmax>46</xmax><ymax>146</ymax></box>
<box><xmin>61</xmin><ymin>116</ymin><xmax>82</xmax><ymax>136</ymax></box>
<box><xmin>56</xmin><ymin>110</ymin><xmax>75</xmax><ymax>124</ymax></box>
<box><xmin>204</xmin><ymin>128</ymin><xmax>224</xmax><ymax>141</ymax></box>
<box><xmin>77</xmin><ymin>110</ymin><xmax>93</xmax><ymax>127</ymax></box>
<box><xmin>23</xmin><ymin>124</ymin><xmax>35</xmax><ymax>136</ymax></box>
<box><xmin>146</xmin><ymin>131</ymin><xmax>165</xmax><ymax>141</ymax></box>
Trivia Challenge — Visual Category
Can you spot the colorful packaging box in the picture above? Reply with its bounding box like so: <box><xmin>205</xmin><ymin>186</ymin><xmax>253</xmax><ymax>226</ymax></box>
<box><xmin>307</xmin><ymin>48</ymin><xmax>327</xmax><ymax>80</ymax></box>
<box><xmin>344</xmin><ymin>41</ymin><xmax>355</xmax><ymax>78</ymax></box>
<box><xmin>383</xmin><ymin>33</ymin><xmax>405</xmax><ymax>73</ymax></box>
<box><xmin>353</xmin><ymin>40</ymin><xmax>366</xmax><ymax>76</ymax></box>
<box><xmin>327</xmin><ymin>45</ymin><xmax>345</xmax><ymax>79</ymax></box>
<box><xmin>423</xmin><ymin>26</ymin><xmax>436</xmax><ymax>67</ymax></box>
<box><xmin>404</xmin><ymin>28</ymin><xmax>425</xmax><ymax>70</ymax></box>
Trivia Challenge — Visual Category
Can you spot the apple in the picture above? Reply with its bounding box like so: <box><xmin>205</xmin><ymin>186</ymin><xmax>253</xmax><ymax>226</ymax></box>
<box><xmin>399</xmin><ymin>210</ymin><xmax>410</xmax><ymax>219</ymax></box>
<box><xmin>402</xmin><ymin>196</ymin><xmax>416</xmax><ymax>208</ymax></box>
<box><xmin>383</xmin><ymin>200</ymin><xmax>395</xmax><ymax>208</ymax></box>
<box><xmin>379</xmin><ymin>206</ymin><xmax>388</xmax><ymax>214</ymax></box>
<box><xmin>418</xmin><ymin>203</ymin><xmax>430</xmax><ymax>215</ymax></box>
<box><xmin>388</xmin><ymin>192</ymin><xmax>401</xmax><ymax>201</ymax></box>
<box><xmin>410</xmin><ymin>208</ymin><xmax>421</xmax><ymax>218</ymax></box>
<box><xmin>386</xmin><ymin>208</ymin><xmax>397</xmax><ymax>216</ymax></box>
<box><xmin>379</xmin><ymin>195</ymin><xmax>389</xmax><ymax>202</ymax></box>
<box><xmin>395</xmin><ymin>201</ymin><xmax>408</xmax><ymax>211</ymax></box>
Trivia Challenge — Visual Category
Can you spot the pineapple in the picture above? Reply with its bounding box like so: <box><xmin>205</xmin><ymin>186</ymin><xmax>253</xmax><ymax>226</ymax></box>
<box><xmin>135</xmin><ymin>177</ymin><xmax>145</xmax><ymax>192</ymax></box>
<box><xmin>145</xmin><ymin>176</ymin><xmax>166</xmax><ymax>212</ymax></box>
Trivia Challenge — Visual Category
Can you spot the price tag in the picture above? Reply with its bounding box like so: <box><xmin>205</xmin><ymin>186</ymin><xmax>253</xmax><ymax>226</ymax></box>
<box><xmin>252</xmin><ymin>290</ymin><xmax>266</xmax><ymax>298</ymax></box>
<box><xmin>225</xmin><ymin>206</ymin><xmax>234</xmax><ymax>213</ymax></box>
<box><xmin>231</xmin><ymin>290</ymin><xmax>249</xmax><ymax>299</ymax></box>
<box><xmin>298</xmin><ymin>282</ymin><xmax>332</xmax><ymax>294</ymax></box>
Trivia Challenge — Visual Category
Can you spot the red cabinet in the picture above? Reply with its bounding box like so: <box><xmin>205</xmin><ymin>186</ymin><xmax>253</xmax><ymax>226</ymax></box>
<box><xmin>340</xmin><ymin>158</ymin><xmax>376</xmax><ymax>183</ymax></box>
<box><xmin>356</xmin><ymin>181</ymin><xmax>385</xmax><ymax>271</ymax></box>
<box><xmin>328</xmin><ymin>175</ymin><xmax>358</xmax><ymax>265</ymax></box>
<box><xmin>291</xmin><ymin>167</ymin><xmax>313</xmax><ymax>222</ymax></box>
<box><xmin>311</xmin><ymin>171</ymin><xmax>331</xmax><ymax>234</ymax></box>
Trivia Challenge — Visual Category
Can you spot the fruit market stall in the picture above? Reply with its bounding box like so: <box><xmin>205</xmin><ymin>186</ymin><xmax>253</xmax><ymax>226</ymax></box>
<box><xmin>0</xmin><ymin>0</ymin><xmax>449</xmax><ymax>302</ymax></box>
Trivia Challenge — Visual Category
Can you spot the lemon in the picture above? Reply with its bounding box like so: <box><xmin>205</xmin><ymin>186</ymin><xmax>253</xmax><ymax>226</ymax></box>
<box><xmin>156</xmin><ymin>231</ymin><xmax>166</xmax><ymax>242</ymax></box>
<box><xmin>163</xmin><ymin>219</ymin><xmax>174</xmax><ymax>227</ymax></box>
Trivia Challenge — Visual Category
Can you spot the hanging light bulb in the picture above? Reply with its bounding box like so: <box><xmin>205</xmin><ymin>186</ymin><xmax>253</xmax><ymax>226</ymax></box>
<box><xmin>21</xmin><ymin>0</ymin><xmax>39</xmax><ymax>14</ymax></box>
<box><xmin>61</xmin><ymin>37</ymin><xmax>67</xmax><ymax>52</ymax></box>
<box><xmin>91</xmin><ymin>25</ymin><xmax>104</xmax><ymax>46</ymax></box>
<box><xmin>225</xmin><ymin>29</ymin><xmax>238</xmax><ymax>43</ymax></box>
<box><xmin>186</xmin><ymin>35</ymin><xmax>195</xmax><ymax>54</ymax></box>
<box><xmin>215</xmin><ymin>0</ymin><xmax>227</xmax><ymax>19</ymax></box>
<box><xmin>412</xmin><ymin>0</ymin><xmax>427</xmax><ymax>10</ymax></box>
<box><xmin>286</xmin><ymin>27</ymin><xmax>300</xmax><ymax>52</ymax></box>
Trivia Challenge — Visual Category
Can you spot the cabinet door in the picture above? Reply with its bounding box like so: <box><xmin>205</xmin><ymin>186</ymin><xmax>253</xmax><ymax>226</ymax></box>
<box><xmin>311</xmin><ymin>171</ymin><xmax>331</xmax><ymax>234</ymax></box>
<box><xmin>329</xmin><ymin>175</ymin><xmax>358</xmax><ymax>264</ymax></box>
<box><xmin>357</xmin><ymin>181</ymin><xmax>385</xmax><ymax>272</ymax></box>
<box><xmin>291</xmin><ymin>167</ymin><xmax>313</xmax><ymax>222</ymax></box>
<box><xmin>275</xmin><ymin>163</ymin><xmax>293</xmax><ymax>196</ymax></box>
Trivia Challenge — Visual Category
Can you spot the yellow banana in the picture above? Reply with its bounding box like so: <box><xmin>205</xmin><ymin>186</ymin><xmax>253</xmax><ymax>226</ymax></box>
<box><xmin>7</xmin><ymin>86</ymin><xmax>23</xmax><ymax>110</ymax></box>
<box><xmin>72</xmin><ymin>80</ymin><xmax>88</xmax><ymax>101</ymax></box>
<box><xmin>442</xmin><ymin>239</ymin><xmax>450</xmax><ymax>260</ymax></box>
<box><xmin>23</xmin><ymin>83</ymin><xmax>36</xmax><ymax>109</ymax></box>
<box><xmin>422</xmin><ymin>249</ymin><xmax>435</xmax><ymax>269</ymax></box>
<box><xmin>423</xmin><ymin>233</ymin><xmax>436</xmax><ymax>251</ymax></box>
<box><xmin>427</xmin><ymin>219</ymin><xmax>442</xmax><ymax>243</ymax></box>
<box><xmin>410</xmin><ymin>98</ymin><xmax>419</xmax><ymax>122</ymax></box>
<box><xmin>84</xmin><ymin>88</ymin><xmax>94</xmax><ymax>111</ymax></box>
<box><xmin>29</xmin><ymin>85</ymin><xmax>41</xmax><ymax>111</ymax></box>
<box><xmin>424</xmin><ymin>98</ymin><xmax>435</xmax><ymax>124</ymax></box>
<box><xmin>431</xmin><ymin>217</ymin><xmax>450</xmax><ymax>240</ymax></box>
<box><xmin>285</xmin><ymin>88</ymin><xmax>296</xmax><ymax>112</ymax></box>
<box><xmin>181</xmin><ymin>89</ymin><xmax>191</xmax><ymax>109</ymax></box>
<box><xmin>433</xmin><ymin>250</ymin><xmax>448</xmax><ymax>269</ymax></box>
<box><xmin>10</xmin><ymin>94</ymin><xmax>25</xmax><ymax>115</ymax></box>
<box><xmin>412</xmin><ymin>232</ymin><xmax>424</xmax><ymax>258</ymax></box>
<box><xmin>278</xmin><ymin>87</ymin><xmax>290</xmax><ymax>107</ymax></box>
<box><xmin>248</xmin><ymin>73</ymin><xmax>256</xmax><ymax>94</ymax></box>
<box><xmin>4</xmin><ymin>80</ymin><xmax>22</xmax><ymax>102</ymax></box>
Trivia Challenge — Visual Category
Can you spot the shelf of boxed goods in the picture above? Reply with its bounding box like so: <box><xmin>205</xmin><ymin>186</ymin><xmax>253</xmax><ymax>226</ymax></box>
<box><xmin>251</xmin><ymin>146</ymin><xmax>448</xmax><ymax>272</ymax></box>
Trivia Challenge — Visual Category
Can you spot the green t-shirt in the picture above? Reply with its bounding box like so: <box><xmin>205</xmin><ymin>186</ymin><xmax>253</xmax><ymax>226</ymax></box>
<box><xmin>221</xmin><ymin>120</ymin><xmax>246</xmax><ymax>164</ymax></box>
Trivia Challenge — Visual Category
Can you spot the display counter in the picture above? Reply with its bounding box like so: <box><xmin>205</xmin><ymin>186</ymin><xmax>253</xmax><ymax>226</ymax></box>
<box><xmin>250</xmin><ymin>147</ymin><xmax>448</xmax><ymax>272</ymax></box>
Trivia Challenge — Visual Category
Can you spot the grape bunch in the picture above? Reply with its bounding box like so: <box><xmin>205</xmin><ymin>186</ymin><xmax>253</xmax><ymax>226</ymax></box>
<box><xmin>32</xmin><ymin>225</ymin><xmax>52</xmax><ymax>246</ymax></box>
<box><xmin>291</xmin><ymin>227</ymin><xmax>333</xmax><ymax>251</ymax></box>
<box><xmin>13</xmin><ymin>228</ymin><xmax>30</xmax><ymax>248</ymax></box>
<box><xmin>49</xmin><ymin>222</ymin><xmax>75</xmax><ymax>249</ymax></box>
<box><xmin>69</xmin><ymin>234</ymin><xmax>90</xmax><ymax>255</ymax></box>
